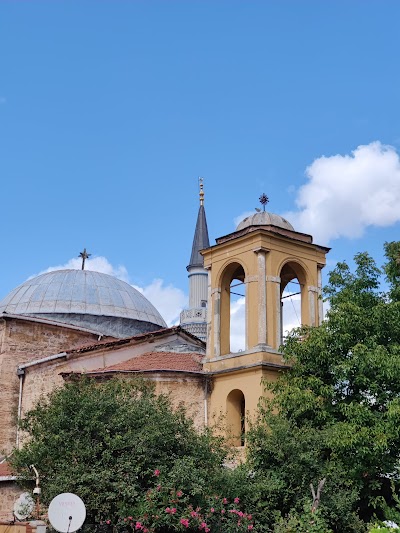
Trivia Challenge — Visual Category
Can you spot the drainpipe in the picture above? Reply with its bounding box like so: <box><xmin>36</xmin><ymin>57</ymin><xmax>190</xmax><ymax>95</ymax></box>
<box><xmin>16</xmin><ymin>368</ymin><xmax>25</xmax><ymax>448</ymax></box>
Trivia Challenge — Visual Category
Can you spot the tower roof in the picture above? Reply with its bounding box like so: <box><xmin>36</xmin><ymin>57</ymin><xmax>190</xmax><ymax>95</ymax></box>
<box><xmin>188</xmin><ymin>203</ymin><xmax>210</xmax><ymax>269</ymax></box>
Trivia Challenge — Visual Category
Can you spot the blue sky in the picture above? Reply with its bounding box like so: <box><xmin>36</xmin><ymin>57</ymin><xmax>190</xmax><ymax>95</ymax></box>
<box><xmin>1</xmin><ymin>1</ymin><xmax>400</xmax><ymax>326</ymax></box>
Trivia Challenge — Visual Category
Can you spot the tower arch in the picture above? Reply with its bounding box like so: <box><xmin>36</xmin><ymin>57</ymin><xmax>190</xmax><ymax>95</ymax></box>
<box><xmin>219</xmin><ymin>261</ymin><xmax>247</xmax><ymax>355</ymax></box>
<box><xmin>226</xmin><ymin>389</ymin><xmax>246</xmax><ymax>447</ymax></box>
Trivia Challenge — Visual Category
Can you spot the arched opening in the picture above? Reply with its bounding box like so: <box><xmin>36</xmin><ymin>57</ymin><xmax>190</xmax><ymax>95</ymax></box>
<box><xmin>279</xmin><ymin>261</ymin><xmax>308</xmax><ymax>345</ymax></box>
<box><xmin>220</xmin><ymin>262</ymin><xmax>246</xmax><ymax>355</ymax></box>
<box><xmin>226</xmin><ymin>389</ymin><xmax>245</xmax><ymax>446</ymax></box>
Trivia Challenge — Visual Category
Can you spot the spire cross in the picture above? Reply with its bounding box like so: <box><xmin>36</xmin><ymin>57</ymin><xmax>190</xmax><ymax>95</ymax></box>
<box><xmin>79</xmin><ymin>248</ymin><xmax>91</xmax><ymax>270</ymax></box>
<box><xmin>259</xmin><ymin>193</ymin><xmax>269</xmax><ymax>212</ymax></box>
<box><xmin>199</xmin><ymin>177</ymin><xmax>204</xmax><ymax>206</ymax></box>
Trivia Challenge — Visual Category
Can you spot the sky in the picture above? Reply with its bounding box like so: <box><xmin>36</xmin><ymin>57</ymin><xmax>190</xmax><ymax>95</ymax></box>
<box><xmin>1</xmin><ymin>1</ymin><xmax>400</xmax><ymax>340</ymax></box>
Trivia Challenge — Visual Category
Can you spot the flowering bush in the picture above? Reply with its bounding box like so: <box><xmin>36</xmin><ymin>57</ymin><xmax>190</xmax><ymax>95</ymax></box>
<box><xmin>102</xmin><ymin>469</ymin><xmax>256</xmax><ymax>533</ymax></box>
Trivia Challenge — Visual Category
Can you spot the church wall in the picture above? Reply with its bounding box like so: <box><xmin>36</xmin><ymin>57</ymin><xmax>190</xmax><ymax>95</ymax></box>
<box><xmin>151</xmin><ymin>375</ymin><xmax>205</xmax><ymax>429</ymax></box>
<box><xmin>0</xmin><ymin>317</ymin><xmax>99</xmax><ymax>456</ymax></box>
<box><xmin>0</xmin><ymin>482</ymin><xmax>23</xmax><ymax>521</ymax></box>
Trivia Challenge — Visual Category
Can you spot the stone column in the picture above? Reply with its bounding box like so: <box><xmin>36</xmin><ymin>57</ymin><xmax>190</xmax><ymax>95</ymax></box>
<box><xmin>212</xmin><ymin>288</ymin><xmax>221</xmax><ymax>357</ymax></box>
<box><xmin>308</xmin><ymin>285</ymin><xmax>319</xmax><ymax>326</ymax></box>
<box><xmin>254</xmin><ymin>248</ymin><xmax>267</xmax><ymax>346</ymax></box>
<box><xmin>266</xmin><ymin>275</ymin><xmax>281</xmax><ymax>350</ymax></box>
<box><xmin>317</xmin><ymin>266</ymin><xmax>323</xmax><ymax>325</ymax></box>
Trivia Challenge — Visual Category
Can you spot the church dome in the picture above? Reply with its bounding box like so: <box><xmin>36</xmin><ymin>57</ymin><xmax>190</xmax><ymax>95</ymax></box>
<box><xmin>0</xmin><ymin>270</ymin><xmax>167</xmax><ymax>338</ymax></box>
<box><xmin>236</xmin><ymin>211</ymin><xmax>294</xmax><ymax>232</ymax></box>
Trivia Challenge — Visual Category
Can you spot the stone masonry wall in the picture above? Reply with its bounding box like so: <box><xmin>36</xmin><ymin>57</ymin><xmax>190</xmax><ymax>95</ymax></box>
<box><xmin>0</xmin><ymin>482</ymin><xmax>23</xmax><ymax>521</ymax></box>
<box><xmin>0</xmin><ymin>317</ymin><xmax>99</xmax><ymax>456</ymax></box>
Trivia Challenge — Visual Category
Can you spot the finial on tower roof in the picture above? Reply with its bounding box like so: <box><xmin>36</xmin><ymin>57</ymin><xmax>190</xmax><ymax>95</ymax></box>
<box><xmin>79</xmin><ymin>248</ymin><xmax>91</xmax><ymax>270</ymax></box>
<box><xmin>199</xmin><ymin>177</ymin><xmax>204</xmax><ymax>206</ymax></box>
<box><xmin>259</xmin><ymin>193</ymin><xmax>269</xmax><ymax>212</ymax></box>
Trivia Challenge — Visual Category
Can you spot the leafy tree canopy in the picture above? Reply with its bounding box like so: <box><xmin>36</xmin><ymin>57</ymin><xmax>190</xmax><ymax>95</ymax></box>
<box><xmin>11</xmin><ymin>378</ymin><xmax>229</xmax><ymax>524</ymax></box>
<box><xmin>246</xmin><ymin>243</ymin><xmax>400</xmax><ymax>532</ymax></box>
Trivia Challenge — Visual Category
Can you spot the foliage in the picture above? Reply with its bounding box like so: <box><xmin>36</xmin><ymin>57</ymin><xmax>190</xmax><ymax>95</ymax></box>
<box><xmin>106</xmin><ymin>469</ymin><xmax>254</xmax><ymax>532</ymax></box>
<box><xmin>273</xmin><ymin>505</ymin><xmax>333</xmax><ymax>532</ymax></box>
<box><xmin>11</xmin><ymin>378</ymin><xmax>228</xmax><ymax>524</ymax></box>
<box><xmin>246</xmin><ymin>244</ymin><xmax>400</xmax><ymax>532</ymax></box>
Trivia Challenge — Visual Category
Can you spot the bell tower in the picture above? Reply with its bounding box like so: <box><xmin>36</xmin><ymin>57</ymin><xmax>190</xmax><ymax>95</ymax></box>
<box><xmin>202</xmin><ymin>196</ymin><xmax>329</xmax><ymax>445</ymax></box>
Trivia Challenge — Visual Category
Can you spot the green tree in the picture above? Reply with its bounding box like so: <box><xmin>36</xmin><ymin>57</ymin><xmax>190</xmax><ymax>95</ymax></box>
<box><xmin>246</xmin><ymin>244</ymin><xmax>400</xmax><ymax>532</ymax></box>
<box><xmin>11</xmin><ymin>378</ymin><xmax>228</xmax><ymax>524</ymax></box>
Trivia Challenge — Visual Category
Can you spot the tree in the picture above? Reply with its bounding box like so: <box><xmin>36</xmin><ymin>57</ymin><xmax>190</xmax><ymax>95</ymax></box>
<box><xmin>246</xmin><ymin>244</ymin><xmax>400</xmax><ymax>532</ymax></box>
<box><xmin>11</xmin><ymin>378</ymin><xmax>229</xmax><ymax>525</ymax></box>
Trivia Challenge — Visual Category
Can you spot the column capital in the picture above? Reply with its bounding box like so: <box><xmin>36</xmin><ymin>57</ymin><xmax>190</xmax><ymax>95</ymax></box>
<box><xmin>253</xmin><ymin>246</ymin><xmax>270</xmax><ymax>254</ymax></box>
<box><xmin>266</xmin><ymin>275</ymin><xmax>281</xmax><ymax>283</ymax></box>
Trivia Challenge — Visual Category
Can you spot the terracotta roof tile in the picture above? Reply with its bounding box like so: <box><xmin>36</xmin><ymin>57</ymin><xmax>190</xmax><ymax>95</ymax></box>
<box><xmin>91</xmin><ymin>351</ymin><xmax>204</xmax><ymax>374</ymax></box>
<box><xmin>66</xmin><ymin>326</ymin><xmax>205</xmax><ymax>356</ymax></box>
<box><xmin>0</xmin><ymin>462</ymin><xmax>12</xmax><ymax>477</ymax></box>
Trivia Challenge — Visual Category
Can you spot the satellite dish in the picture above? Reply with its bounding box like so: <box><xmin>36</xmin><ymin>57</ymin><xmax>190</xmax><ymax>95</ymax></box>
<box><xmin>14</xmin><ymin>492</ymin><xmax>35</xmax><ymax>521</ymax></box>
<box><xmin>48</xmin><ymin>493</ymin><xmax>86</xmax><ymax>533</ymax></box>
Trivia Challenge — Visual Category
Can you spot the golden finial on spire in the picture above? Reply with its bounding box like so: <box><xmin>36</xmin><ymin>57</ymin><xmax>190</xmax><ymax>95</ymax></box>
<box><xmin>199</xmin><ymin>177</ymin><xmax>204</xmax><ymax>206</ymax></box>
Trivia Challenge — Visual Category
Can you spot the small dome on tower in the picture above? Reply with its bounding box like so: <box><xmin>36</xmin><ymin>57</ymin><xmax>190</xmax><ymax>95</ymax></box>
<box><xmin>236</xmin><ymin>211</ymin><xmax>294</xmax><ymax>232</ymax></box>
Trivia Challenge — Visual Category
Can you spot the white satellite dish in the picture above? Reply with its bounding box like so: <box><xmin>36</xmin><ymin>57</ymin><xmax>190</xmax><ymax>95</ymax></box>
<box><xmin>14</xmin><ymin>492</ymin><xmax>35</xmax><ymax>521</ymax></box>
<box><xmin>48</xmin><ymin>493</ymin><xmax>86</xmax><ymax>533</ymax></box>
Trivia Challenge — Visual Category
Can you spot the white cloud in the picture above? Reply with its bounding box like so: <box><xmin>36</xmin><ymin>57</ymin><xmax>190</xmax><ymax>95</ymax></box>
<box><xmin>37</xmin><ymin>256</ymin><xmax>129</xmax><ymax>282</ymax></box>
<box><xmin>35</xmin><ymin>257</ymin><xmax>187</xmax><ymax>327</ymax></box>
<box><xmin>133</xmin><ymin>279</ymin><xmax>187</xmax><ymax>327</ymax></box>
<box><xmin>284</xmin><ymin>141</ymin><xmax>400</xmax><ymax>244</ymax></box>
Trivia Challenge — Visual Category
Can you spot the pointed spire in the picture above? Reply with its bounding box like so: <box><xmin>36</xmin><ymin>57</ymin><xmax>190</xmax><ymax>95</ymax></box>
<box><xmin>187</xmin><ymin>179</ymin><xmax>210</xmax><ymax>270</ymax></box>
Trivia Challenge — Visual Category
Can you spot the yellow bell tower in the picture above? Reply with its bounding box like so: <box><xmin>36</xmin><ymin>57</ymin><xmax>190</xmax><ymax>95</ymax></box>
<box><xmin>202</xmin><ymin>197</ymin><xmax>329</xmax><ymax>445</ymax></box>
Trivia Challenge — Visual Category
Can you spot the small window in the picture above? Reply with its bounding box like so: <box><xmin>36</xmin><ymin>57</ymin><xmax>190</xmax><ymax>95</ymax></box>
<box><xmin>201</xmin><ymin>300</ymin><xmax>207</xmax><ymax>308</ymax></box>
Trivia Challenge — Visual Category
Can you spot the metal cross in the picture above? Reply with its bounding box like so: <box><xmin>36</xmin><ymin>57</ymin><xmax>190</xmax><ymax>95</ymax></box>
<box><xmin>79</xmin><ymin>248</ymin><xmax>91</xmax><ymax>270</ymax></box>
<box><xmin>259</xmin><ymin>193</ymin><xmax>269</xmax><ymax>211</ymax></box>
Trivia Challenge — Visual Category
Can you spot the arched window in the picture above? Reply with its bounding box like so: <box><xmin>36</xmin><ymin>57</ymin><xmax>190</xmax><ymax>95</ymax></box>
<box><xmin>220</xmin><ymin>262</ymin><xmax>246</xmax><ymax>355</ymax></box>
<box><xmin>226</xmin><ymin>389</ymin><xmax>245</xmax><ymax>446</ymax></box>
<box><xmin>279</xmin><ymin>261</ymin><xmax>307</xmax><ymax>345</ymax></box>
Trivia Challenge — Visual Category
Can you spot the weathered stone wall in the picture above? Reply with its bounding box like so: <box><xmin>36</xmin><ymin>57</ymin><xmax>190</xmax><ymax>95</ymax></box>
<box><xmin>0</xmin><ymin>317</ymin><xmax>99</xmax><ymax>456</ymax></box>
<box><xmin>141</xmin><ymin>374</ymin><xmax>205</xmax><ymax>429</ymax></box>
<box><xmin>0</xmin><ymin>482</ymin><xmax>23</xmax><ymax>521</ymax></box>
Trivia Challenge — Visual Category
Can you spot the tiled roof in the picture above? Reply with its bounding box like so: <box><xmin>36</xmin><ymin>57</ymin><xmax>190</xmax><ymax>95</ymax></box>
<box><xmin>0</xmin><ymin>462</ymin><xmax>12</xmax><ymax>477</ymax></box>
<box><xmin>66</xmin><ymin>325</ymin><xmax>205</xmax><ymax>356</ymax></box>
<box><xmin>89</xmin><ymin>351</ymin><xmax>204</xmax><ymax>374</ymax></box>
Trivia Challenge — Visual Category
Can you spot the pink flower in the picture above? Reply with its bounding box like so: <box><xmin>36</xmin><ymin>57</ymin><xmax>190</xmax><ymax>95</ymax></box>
<box><xmin>234</xmin><ymin>497</ymin><xmax>240</xmax><ymax>504</ymax></box>
<box><xmin>165</xmin><ymin>507</ymin><xmax>171</xmax><ymax>513</ymax></box>
<box><xmin>221</xmin><ymin>509</ymin><xmax>225</xmax><ymax>514</ymax></box>
<box><xmin>223</xmin><ymin>498</ymin><xmax>228</xmax><ymax>504</ymax></box>
<box><xmin>170</xmin><ymin>508</ymin><xmax>177</xmax><ymax>514</ymax></box>
<box><xmin>180</xmin><ymin>518</ymin><xmax>190</xmax><ymax>528</ymax></box>
<box><xmin>190</xmin><ymin>511</ymin><xmax>198</xmax><ymax>518</ymax></box>
<box><xmin>135</xmin><ymin>522</ymin><xmax>142</xmax><ymax>530</ymax></box>
<box><xmin>248</xmin><ymin>526</ymin><xmax>254</xmax><ymax>530</ymax></box>
<box><xmin>210</xmin><ymin>508</ymin><xmax>215</xmax><ymax>513</ymax></box>
<box><xmin>156</xmin><ymin>484</ymin><xmax>161</xmax><ymax>491</ymax></box>
<box><xmin>154</xmin><ymin>469</ymin><xmax>161</xmax><ymax>477</ymax></box>
<box><xmin>106</xmin><ymin>520</ymin><xmax>111</xmax><ymax>525</ymax></box>
<box><xmin>128</xmin><ymin>516</ymin><xmax>133</xmax><ymax>521</ymax></box>
<box><xmin>177</xmin><ymin>490</ymin><xmax>183</xmax><ymax>497</ymax></box>
<box><xmin>199</xmin><ymin>523</ymin><xmax>208</xmax><ymax>530</ymax></box>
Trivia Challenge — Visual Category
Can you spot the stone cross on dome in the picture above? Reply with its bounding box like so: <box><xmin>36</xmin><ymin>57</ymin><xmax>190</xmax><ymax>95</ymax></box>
<box><xmin>79</xmin><ymin>248</ymin><xmax>91</xmax><ymax>270</ymax></box>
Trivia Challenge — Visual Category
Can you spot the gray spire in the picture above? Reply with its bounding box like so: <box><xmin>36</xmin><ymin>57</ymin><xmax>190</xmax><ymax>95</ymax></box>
<box><xmin>188</xmin><ymin>203</ymin><xmax>210</xmax><ymax>270</ymax></box>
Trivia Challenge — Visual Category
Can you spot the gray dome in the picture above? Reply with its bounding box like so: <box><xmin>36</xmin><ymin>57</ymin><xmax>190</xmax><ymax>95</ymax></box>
<box><xmin>0</xmin><ymin>270</ymin><xmax>167</xmax><ymax>337</ymax></box>
<box><xmin>236</xmin><ymin>211</ymin><xmax>294</xmax><ymax>231</ymax></box>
